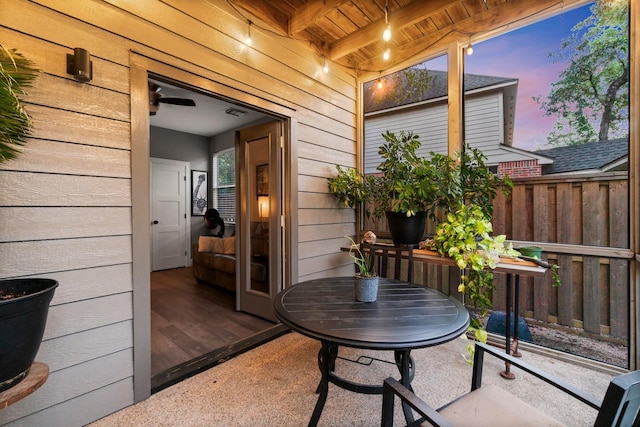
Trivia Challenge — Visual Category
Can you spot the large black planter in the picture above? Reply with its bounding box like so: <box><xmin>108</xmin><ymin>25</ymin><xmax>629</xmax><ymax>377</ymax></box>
<box><xmin>0</xmin><ymin>278</ymin><xmax>58</xmax><ymax>392</ymax></box>
<box><xmin>386</xmin><ymin>211</ymin><xmax>427</xmax><ymax>245</ymax></box>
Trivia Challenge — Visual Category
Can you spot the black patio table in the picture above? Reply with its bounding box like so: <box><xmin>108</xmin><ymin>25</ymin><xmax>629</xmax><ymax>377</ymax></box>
<box><xmin>274</xmin><ymin>276</ymin><xmax>470</xmax><ymax>426</ymax></box>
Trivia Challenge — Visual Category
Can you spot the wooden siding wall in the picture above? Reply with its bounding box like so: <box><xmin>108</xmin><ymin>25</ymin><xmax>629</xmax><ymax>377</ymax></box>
<box><xmin>363</xmin><ymin>172</ymin><xmax>631</xmax><ymax>342</ymax></box>
<box><xmin>363</xmin><ymin>92</ymin><xmax>503</xmax><ymax>173</ymax></box>
<box><xmin>0</xmin><ymin>0</ymin><xmax>357</xmax><ymax>424</ymax></box>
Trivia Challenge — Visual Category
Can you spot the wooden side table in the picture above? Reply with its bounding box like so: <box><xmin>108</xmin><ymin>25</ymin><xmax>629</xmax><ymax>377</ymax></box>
<box><xmin>0</xmin><ymin>363</ymin><xmax>49</xmax><ymax>409</ymax></box>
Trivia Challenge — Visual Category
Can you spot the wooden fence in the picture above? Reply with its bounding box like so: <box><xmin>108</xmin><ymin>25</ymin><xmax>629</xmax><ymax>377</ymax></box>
<box><xmin>362</xmin><ymin>171</ymin><xmax>632</xmax><ymax>341</ymax></box>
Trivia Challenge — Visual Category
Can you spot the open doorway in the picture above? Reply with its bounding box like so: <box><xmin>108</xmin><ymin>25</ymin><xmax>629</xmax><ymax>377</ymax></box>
<box><xmin>147</xmin><ymin>76</ymin><xmax>285</xmax><ymax>392</ymax></box>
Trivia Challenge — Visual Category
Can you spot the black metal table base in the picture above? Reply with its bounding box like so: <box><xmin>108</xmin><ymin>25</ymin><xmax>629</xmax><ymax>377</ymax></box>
<box><xmin>309</xmin><ymin>340</ymin><xmax>416</xmax><ymax>427</ymax></box>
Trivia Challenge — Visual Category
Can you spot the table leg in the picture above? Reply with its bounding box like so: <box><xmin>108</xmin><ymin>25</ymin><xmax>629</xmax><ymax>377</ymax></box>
<box><xmin>394</xmin><ymin>350</ymin><xmax>416</xmax><ymax>423</ymax></box>
<box><xmin>310</xmin><ymin>341</ymin><xmax>338</xmax><ymax>427</ymax></box>
<box><xmin>512</xmin><ymin>275</ymin><xmax>522</xmax><ymax>357</ymax></box>
<box><xmin>501</xmin><ymin>274</ymin><xmax>515</xmax><ymax>379</ymax></box>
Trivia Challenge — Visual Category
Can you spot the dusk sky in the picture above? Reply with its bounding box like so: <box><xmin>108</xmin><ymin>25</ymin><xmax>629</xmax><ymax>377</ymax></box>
<box><xmin>427</xmin><ymin>3</ymin><xmax>594</xmax><ymax>150</ymax></box>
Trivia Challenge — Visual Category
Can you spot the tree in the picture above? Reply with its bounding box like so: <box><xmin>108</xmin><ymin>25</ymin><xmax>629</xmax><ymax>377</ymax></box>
<box><xmin>0</xmin><ymin>46</ymin><xmax>39</xmax><ymax>162</ymax></box>
<box><xmin>535</xmin><ymin>1</ymin><xmax>628</xmax><ymax>146</ymax></box>
<box><xmin>366</xmin><ymin>65</ymin><xmax>433</xmax><ymax>109</ymax></box>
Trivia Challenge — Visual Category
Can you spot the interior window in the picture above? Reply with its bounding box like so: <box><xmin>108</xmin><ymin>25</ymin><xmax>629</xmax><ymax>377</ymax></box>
<box><xmin>212</xmin><ymin>148</ymin><xmax>236</xmax><ymax>224</ymax></box>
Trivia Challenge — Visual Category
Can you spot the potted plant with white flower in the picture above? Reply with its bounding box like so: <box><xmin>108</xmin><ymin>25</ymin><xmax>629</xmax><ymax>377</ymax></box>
<box><xmin>346</xmin><ymin>236</ymin><xmax>379</xmax><ymax>302</ymax></box>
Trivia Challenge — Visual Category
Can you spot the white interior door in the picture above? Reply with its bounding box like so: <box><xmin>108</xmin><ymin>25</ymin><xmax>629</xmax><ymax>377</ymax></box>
<box><xmin>151</xmin><ymin>158</ymin><xmax>189</xmax><ymax>271</ymax></box>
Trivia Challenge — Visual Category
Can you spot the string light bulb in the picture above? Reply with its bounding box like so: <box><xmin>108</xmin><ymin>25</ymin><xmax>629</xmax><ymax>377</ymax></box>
<box><xmin>382</xmin><ymin>3</ymin><xmax>391</xmax><ymax>41</ymax></box>
<box><xmin>377</xmin><ymin>77</ymin><xmax>383</xmax><ymax>89</ymax></box>
<box><xmin>383</xmin><ymin>49</ymin><xmax>390</xmax><ymax>61</ymax></box>
<box><xmin>383</xmin><ymin>24</ymin><xmax>391</xmax><ymax>42</ymax></box>
<box><xmin>323</xmin><ymin>57</ymin><xmax>329</xmax><ymax>73</ymax></box>
<box><xmin>246</xmin><ymin>20</ymin><xmax>252</xmax><ymax>46</ymax></box>
<box><xmin>466</xmin><ymin>37</ymin><xmax>473</xmax><ymax>55</ymax></box>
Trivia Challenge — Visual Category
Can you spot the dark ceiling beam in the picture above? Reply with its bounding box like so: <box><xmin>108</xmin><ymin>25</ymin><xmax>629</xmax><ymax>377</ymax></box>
<box><xmin>289</xmin><ymin>0</ymin><xmax>350</xmax><ymax>35</ymax></box>
<box><xmin>327</xmin><ymin>0</ymin><xmax>458</xmax><ymax>61</ymax></box>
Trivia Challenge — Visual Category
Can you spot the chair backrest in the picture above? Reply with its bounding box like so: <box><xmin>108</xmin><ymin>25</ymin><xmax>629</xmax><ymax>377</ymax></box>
<box><xmin>594</xmin><ymin>370</ymin><xmax>640</xmax><ymax>426</ymax></box>
<box><xmin>360</xmin><ymin>242</ymin><xmax>414</xmax><ymax>282</ymax></box>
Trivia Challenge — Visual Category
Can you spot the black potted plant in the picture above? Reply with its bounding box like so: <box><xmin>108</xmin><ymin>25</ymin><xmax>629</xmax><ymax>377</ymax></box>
<box><xmin>0</xmin><ymin>279</ymin><xmax>58</xmax><ymax>392</ymax></box>
<box><xmin>328</xmin><ymin>131</ymin><xmax>513</xmax><ymax>246</ymax></box>
<box><xmin>328</xmin><ymin>130</ymin><xmax>439</xmax><ymax>245</ymax></box>
<box><xmin>0</xmin><ymin>45</ymin><xmax>57</xmax><ymax>393</ymax></box>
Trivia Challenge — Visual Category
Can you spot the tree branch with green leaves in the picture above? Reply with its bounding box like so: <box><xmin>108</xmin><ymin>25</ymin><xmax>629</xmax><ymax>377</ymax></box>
<box><xmin>0</xmin><ymin>45</ymin><xmax>40</xmax><ymax>162</ymax></box>
<box><xmin>534</xmin><ymin>1</ymin><xmax>628</xmax><ymax>146</ymax></box>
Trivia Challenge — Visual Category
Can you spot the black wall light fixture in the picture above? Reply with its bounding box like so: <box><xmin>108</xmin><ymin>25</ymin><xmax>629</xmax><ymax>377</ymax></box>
<box><xmin>66</xmin><ymin>48</ymin><xmax>92</xmax><ymax>82</ymax></box>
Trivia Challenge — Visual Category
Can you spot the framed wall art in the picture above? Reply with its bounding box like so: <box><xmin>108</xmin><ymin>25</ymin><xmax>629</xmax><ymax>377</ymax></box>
<box><xmin>191</xmin><ymin>170</ymin><xmax>208</xmax><ymax>216</ymax></box>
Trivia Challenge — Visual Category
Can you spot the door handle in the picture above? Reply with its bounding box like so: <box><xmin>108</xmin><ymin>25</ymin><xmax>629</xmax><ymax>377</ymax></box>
<box><xmin>152</xmin><ymin>220</ymin><xmax>159</xmax><ymax>224</ymax></box>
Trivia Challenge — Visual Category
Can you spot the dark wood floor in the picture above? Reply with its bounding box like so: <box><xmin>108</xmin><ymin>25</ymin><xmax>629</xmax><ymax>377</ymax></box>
<box><xmin>151</xmin><ymin>267</ymin><xmax>275</xmax><ymax>377</ymax></box>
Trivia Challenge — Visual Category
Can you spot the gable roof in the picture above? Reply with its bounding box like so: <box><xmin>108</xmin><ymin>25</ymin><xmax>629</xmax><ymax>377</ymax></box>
<box><xmin>537</xmin><ymin>138</ymin><xmax>629</xmax><ymax>175</ymax></box>
<box><xmin>364</xmin><ymin>69</ymin><xmax>518</xmax><ymax>113</ymax></box>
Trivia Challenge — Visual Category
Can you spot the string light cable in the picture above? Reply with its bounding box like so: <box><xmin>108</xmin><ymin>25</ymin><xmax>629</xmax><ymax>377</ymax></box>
<box><xmin>211</xmin><ymin>0</ymin><xmax>567</xmax><ymax>80</ymax></box>
<box><xmin>383</xmin><ymin>2</ymin><xmax>391</xmax><ymax>42</ymax></box>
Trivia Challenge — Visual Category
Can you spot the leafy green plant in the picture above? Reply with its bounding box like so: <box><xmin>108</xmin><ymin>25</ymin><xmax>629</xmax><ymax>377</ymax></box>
<box><xmin>431</xmin><ymin>204</ymin><xmax>519</xmax><ymax>313</ymax></box>
<box><xmin>327</xmin><ymin>165</ymin><xmax>368</xmax><ymax>209</ymax></box>
<box><xmin>0</xmin><ymin>45</ymin><xmax>39</xmax><ymax>162</ymax></box>
<box><xmin>346</xmin><ymin>236</ymin><xmax>375</xmax><ymax>278</ymax></box>
<box><xmin>428</xmin><ymin>144</ymin><xmax>513</xmax><ymax>221</ymax></box>
<box><xmin>366</xmin><ymin>66</ymin><xmax>434</xmax><ymax>109</ymax></box>
<box><xmin>328</xmin><ymin>131</ymin><xmax>439</xmax><ymax>220</ymax></box>
<box><xmin>550</xmin><ymin>264</ymin><xmax>561</xmax><ymax>288</ymax></box>
<box><xmin>329</xmin><ymin>136</ymin><xmax>513</xmax><ymax>228</ymax></box>
<box><xmin>427</xmin><ymin>204</ymin><xmax>520</xmax><ymax>363</ymax></box>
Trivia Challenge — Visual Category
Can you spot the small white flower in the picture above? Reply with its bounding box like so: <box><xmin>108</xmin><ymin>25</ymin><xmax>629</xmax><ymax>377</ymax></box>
<box><xmin>362</xmin><ymin>230</ymin><xmax>377</xmax><ymax>244</ymax></box>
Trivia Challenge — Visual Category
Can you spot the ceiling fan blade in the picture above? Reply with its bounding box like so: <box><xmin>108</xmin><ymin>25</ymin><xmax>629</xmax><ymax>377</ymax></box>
<box><xmin>157</xmin><ymin>97</ymin><xmax>196</xmax><ymax>107</ymax></box>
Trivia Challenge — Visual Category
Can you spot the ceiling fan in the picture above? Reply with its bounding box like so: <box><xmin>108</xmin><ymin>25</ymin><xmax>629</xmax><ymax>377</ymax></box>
<box><xmin>148</xmin><ymin>82</ymin><xmax>196</xmax><ymax>116</ymax></box>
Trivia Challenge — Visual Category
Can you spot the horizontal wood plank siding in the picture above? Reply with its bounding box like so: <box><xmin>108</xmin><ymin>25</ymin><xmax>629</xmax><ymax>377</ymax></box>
<box><xmin>11</xmin><ymin>380</ymin><xmax>134</xmax><ymax>427</ymax></box>
<box><xmin>0</xmin><ymin>350</ymin><xmax>133</xmax><ymax>425</ymax></box>
<box><xmin>0</xmin><ymin>172</ymin><xmax>131</xmax><ymax>206</ymax></box>
<box><xmin>26</xmin><ymin>264</ymin><xmax>133</xmax><ymax>306</ymax></box>
<box><xmin>364</xmin><ymin>92</ymin><xmax>503</xmax><ymax>172</ymax></box>
<box><xmin>39</xmin><ymin>321</ymin><xmax>133</xmax><ymax>372</ymax></box>
<box><xmin>0</xmin><ymin>237</ymin><xmax>132</xmax><ymax>279</ymax></box>
<box><xmin>0</xmin><ymin>207</ymin><xmax>131</xmax><ymax>242</ymax></box>
<box><xmin>1</xmin><ymin>0</ymin><xmax>357</xmax><ymax>423</ymax></box>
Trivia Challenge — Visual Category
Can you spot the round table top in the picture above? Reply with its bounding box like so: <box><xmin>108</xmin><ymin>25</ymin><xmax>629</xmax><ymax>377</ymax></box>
<box><xmin>274</xmin><ymin>277</ymin><xmax>470</xmax><ymax>350</ymax></box>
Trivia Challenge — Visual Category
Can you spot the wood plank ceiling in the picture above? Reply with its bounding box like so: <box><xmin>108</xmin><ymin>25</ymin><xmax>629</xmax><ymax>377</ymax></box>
<box><xmin>229</xmin><ymin>0</ymin><xmax>591</xmax><ymax>76</ymax></box>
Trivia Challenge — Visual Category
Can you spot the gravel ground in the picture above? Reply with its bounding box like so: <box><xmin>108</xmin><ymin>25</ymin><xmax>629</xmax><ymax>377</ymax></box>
<box><xmin>475</xmin><ymin>310</ymin><xmax>628</xmax><ymax>368</ymax></box>
<box><xmin>527</xmin><ymin>322</ymin><xmax>628</xmax><ymax>368</ymax></box>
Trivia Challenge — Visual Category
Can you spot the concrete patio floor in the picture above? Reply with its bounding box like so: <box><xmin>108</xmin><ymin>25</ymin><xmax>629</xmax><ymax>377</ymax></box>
<box><xmin>90</xmin><ymin>331</ymin><xmax>627</xmax><ymax>427</ymax></box>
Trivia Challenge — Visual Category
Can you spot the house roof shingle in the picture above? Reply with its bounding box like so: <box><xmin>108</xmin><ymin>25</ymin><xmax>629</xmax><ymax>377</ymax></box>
<box><xmin>364</xmin><ymin>69</ymin><xmax>518</xmax><ymax>113</ymax></box>
<box><xmin>537</xmin><ymin>138</ymin><xmax>629</xmax><ymax>174</ymax></box>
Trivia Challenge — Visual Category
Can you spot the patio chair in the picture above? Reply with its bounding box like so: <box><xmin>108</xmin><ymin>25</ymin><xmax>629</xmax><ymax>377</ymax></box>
<box><xmin>381</xmin><ymin>341</ymin><xmax>640</xmax><ymax>427</ymax></box>
<box><xmin>360</xmin><ymin>242</ymin><xmax>414</xmax><ymax>282</ymax></box>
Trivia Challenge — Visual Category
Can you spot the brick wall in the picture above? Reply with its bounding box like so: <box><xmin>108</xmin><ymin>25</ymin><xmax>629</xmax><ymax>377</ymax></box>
<box><xmin>498</xmin><ymin>159</ymin><xmax>541</xmax><ymax>178</ymax></box>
